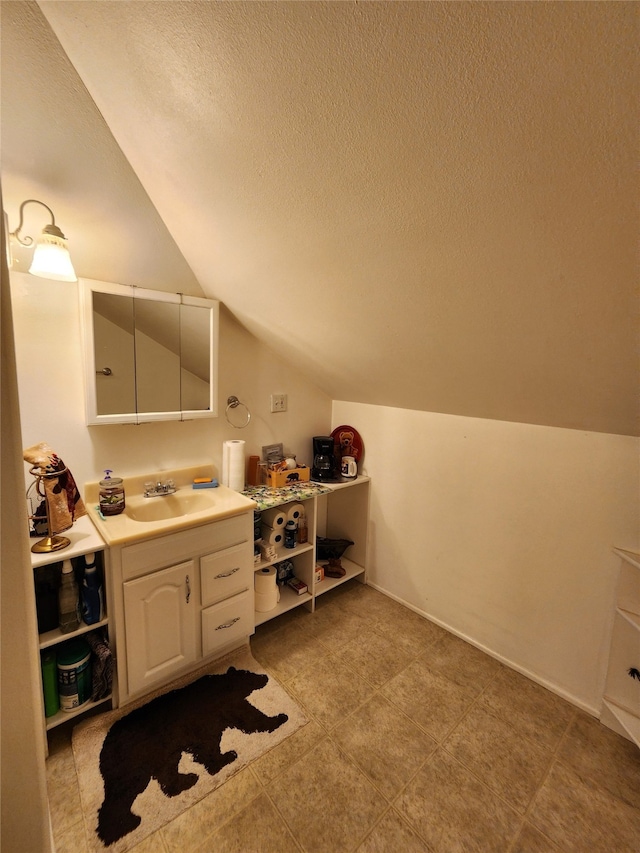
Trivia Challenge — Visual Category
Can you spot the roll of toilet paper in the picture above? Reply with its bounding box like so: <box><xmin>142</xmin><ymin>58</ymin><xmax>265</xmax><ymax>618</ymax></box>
<box><xmin>254</xmin><ymin>565</ymin><xmax>277</xmax><ymax>594</ymax></box>
<box><xmin>255</xmin><ymin>588</ymin><xmax>280</xmax><ymax>612</ymax></box>
<box><xmin>287</xmin><ymin>503</ymin><xmax>304</xmax><ymax>523</ymax></box>
<box><xmin>261</xmin><ymin>507</ymin><xmax>287</xmax><ymax>529</ymax></box>
<box><xmin>261</xmin><ymin>525</ymin><xmax>283</xmax><ymax>547</ymax></box>
<box><xmin>222</xmin><ymin>440</ymin><xmax>245</xmax><ymax>492</ymax></box>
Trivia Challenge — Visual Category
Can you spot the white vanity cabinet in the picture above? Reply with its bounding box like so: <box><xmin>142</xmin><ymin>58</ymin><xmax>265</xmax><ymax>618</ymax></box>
<box><xmin>112</xmin><ymin>511</ymin><xmax>254</xmax><ymax>705</ymax></box>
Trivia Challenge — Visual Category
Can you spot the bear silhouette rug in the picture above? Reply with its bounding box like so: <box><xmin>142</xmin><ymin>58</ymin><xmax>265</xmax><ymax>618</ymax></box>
<box><xmin>71</xmin><ymin>648</ymin><xmax>307</xmax><ymax>852</ymax></box>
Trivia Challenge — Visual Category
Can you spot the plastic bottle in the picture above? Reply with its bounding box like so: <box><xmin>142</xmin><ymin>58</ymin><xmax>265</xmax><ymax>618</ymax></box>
<box><xmin>58</xmin><ymin>559</ymin><xmax>80</xmax><ymax>633</ymax></box>
<box><xmin>297</xmin><ymin>510</ymin><xmax>308</xmax><ymax>544</ymax></box>
<box><xmin>284</xmin><ymin>519</ymin><xmax>297</xmax><ymax>549</ymax></box>
<box><xmin>81</xmin><ymin>553</ymin><xmax>103</xmax><ymax>625</ymax></box>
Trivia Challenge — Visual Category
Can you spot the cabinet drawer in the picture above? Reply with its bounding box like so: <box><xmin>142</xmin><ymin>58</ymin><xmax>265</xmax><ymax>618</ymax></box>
<box><xmin>202</xmin><ymin>589</ymin><xmax>253</xmax><ymax>656</ymax></box>
<box><xmin>122</xmin><ymin>513</ymin><xmax>250</xmax><ymax>580</ymax></box>
<box><xmin>201</xmin><ymin>543</ymin><xmax>250</xmax><ymax>607</ymax></box>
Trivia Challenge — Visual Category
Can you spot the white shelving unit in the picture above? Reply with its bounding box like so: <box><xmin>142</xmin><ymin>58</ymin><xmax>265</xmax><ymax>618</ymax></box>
<box><xmin>601</xmin><ymin>547</ymin><xmax>640</xmax><ymax>748</ymax></box>
<box><xmin>30</xmin><ymin>515</ymin><xmax>114</xmax><ymax>735</ymax></box>
<box><xmin>251</xmin><ymin>476</ymin><xmax>370</xmax><ymax>627</ymax></box>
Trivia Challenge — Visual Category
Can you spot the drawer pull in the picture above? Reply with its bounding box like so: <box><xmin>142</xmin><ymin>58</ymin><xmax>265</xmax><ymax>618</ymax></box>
<box><xmin>215</xmin><ymin>617</ymin><xmax>241</xmax><ymax>631</ymax></box>
<box><xmin>186</xmin><ymin>574</ymin><xmax>191</xmax><ymax>604</ymax></box>
<box><xmin>215</xmin><ymin>566</ymin><xmax>240</xmax><ymax>579</ymax></box>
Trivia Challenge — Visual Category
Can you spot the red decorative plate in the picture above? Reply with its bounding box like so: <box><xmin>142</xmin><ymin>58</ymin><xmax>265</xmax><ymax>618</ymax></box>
<box><xmin>331</xmin><ymin>425</ymin><xmax>364</xmax><ymax>462</ymax></box>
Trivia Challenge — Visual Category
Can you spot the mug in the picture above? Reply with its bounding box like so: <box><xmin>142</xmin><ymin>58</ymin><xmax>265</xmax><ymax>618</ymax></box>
<box><xmin>341</xmin><ymin>455</ymin><xmax>357</xmax><ymax>479</ymax></box>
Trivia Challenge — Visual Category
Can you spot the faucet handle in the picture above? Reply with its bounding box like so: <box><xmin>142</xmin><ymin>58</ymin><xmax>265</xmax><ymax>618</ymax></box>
<box><xmin>166</xmin><ymin>478</ymin><xmax>175</xmax><ymax>488</ymax></box>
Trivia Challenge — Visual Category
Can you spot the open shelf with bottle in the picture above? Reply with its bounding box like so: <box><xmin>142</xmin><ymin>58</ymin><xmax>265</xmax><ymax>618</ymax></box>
<box><xmin>247</xmin><ymin>477</ymin><xmax>370</xmax><ymax>626</ymax></box>
<box><xmin>30</xmin><ymin>515</ymin><xmax>115</xmax><ymax>743</ymax></box>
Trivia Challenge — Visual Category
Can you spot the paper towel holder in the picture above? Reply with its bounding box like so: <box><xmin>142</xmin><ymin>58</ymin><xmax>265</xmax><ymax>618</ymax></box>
<box><xmin>226</xmin><ymin>395</ymin><xmax>251</xmax><ymax>429</ymax></box>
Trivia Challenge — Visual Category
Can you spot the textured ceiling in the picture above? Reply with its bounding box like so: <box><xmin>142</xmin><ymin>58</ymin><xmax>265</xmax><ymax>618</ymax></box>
<box><xmin>3</xmin><ymin>2</ymin><xmax>638</xmax><ymax>435</ymax></box>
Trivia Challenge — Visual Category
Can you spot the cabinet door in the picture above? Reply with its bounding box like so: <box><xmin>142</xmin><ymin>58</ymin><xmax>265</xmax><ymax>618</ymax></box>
<box><xmin>123</xmin><ymin>560</ymin><xmax>198</xmax><ymax>696</ymax></box>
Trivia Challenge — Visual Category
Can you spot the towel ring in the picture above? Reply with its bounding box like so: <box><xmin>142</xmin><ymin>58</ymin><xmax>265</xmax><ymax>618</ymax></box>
<box><xmin>225</xmin><ymin>395</ymin><xmax>251</xmax><ymax>429</ymax></box>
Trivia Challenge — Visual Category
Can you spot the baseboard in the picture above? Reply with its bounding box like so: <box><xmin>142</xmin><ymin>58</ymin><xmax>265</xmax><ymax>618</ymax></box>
<box><xmin>366</xmin><ymin>581</ymin><xmax>600</xmax><ymax>719</ymax></box>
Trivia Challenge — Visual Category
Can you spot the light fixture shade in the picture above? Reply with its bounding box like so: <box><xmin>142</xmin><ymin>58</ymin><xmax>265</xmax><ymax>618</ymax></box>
<box><xmin>28</xmin><ymin>226</ymin><xmax>77</xmax><ymax>282</ymax></box>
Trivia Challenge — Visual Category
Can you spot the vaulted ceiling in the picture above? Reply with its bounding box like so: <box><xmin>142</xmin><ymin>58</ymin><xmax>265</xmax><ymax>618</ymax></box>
<box><xmin>2</xmin><ymin>1</ymin><xmax>638</xmax><ymax>435</ymax></box>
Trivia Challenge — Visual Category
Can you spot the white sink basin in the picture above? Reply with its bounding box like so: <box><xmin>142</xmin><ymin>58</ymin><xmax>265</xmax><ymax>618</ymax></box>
<box><xmin>84</xmin><ymin>467</ymin><xmax>257</xmax><ymax>545</ymax></box>
<box><xmin>124</xmin><ymin>490</ymin><xmax>217</xmax><ymax>522</ymax></box>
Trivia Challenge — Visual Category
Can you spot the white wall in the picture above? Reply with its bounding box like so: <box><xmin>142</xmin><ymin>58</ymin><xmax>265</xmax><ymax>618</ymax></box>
<box><xmin>10</xmin><ymin>272</ymin><xmax>331</xmax><ymax>494</ymax></box>
<box><xmin>334</xmin><ymin>401</ymin><xmax>639</xmax><ymax>714</ymax></box>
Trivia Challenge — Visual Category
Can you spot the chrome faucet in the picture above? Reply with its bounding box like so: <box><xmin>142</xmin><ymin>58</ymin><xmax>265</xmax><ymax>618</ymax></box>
<box><xmin>143</xmin><ymin>478</ymin><xmax>176</xmax><ymax>498</ymax></box>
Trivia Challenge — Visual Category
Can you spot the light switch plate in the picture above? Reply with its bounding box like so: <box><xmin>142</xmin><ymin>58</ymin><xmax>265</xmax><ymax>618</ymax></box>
<box><xmin>270</xmin><ymin>394</ymin><xmax>287</xmax><ymax>413</ymax></box>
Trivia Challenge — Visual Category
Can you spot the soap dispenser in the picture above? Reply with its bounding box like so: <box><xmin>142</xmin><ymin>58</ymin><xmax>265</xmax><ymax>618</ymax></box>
<box><xmin>99</xmin><ymin>469</ymin><xmax>125</xmax><ymax>516</ymax></box>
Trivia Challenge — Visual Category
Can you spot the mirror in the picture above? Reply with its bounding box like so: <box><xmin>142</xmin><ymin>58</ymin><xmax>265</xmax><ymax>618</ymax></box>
<box><xmin>80</xmin><ymin>280</ymin><xmax>219</xmax><ymax>425</ymax></box>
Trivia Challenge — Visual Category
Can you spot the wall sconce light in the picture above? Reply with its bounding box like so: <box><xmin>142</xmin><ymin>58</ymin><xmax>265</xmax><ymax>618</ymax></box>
<box><xmin>9</xmin><ymin>199</ymin><xmax>77</xmax><ymax>282</ymax></box>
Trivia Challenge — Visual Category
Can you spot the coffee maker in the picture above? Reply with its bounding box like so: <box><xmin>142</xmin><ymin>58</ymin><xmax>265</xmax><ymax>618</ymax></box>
<box><xmin>311</xmin><ymin>436</ymin><xmax>337</xmax><ymax>481</ymax></box>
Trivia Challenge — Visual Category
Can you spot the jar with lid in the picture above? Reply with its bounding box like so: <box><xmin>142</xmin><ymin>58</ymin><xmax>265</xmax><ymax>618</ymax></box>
<box><xmin>99</xmin><ymin>469</ymin><xmax>125</xmax><ymax>516</ymax></box>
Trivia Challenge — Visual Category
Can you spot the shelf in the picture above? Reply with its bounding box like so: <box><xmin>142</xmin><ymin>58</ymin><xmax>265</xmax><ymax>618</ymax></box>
<box><xmin>318</xmin><ymin>475</ymin><xmax>370</xmax><ymax>492</ymax></box>
<box><xmin>44</xmin><ymin>694</ymin><xmax>112</xmax><ymax>731</ymax></box>
<box><xmin>315</xmin><ymin>558</ymin><xmax>365</xmax><ymax>597</ymax></box>
<box><xmin>30</xmin><ymin>514</ymin><xmax>105</xmax><ymax>567</ymax></box>
<box><xmin>602</xmin><ymin>699</ymin><xmax>640</xmax><ymax>749</ymax></box>
<box><xmin>38</xmin><ymin>617</ymin><xmax>109</xmax><ymax>651</ymax></box>
<box><xmin>254</xmin><ymin>542</ymin><xmax>314</xmax><ymax>570</ymax></box>
<box><xmin>254</xmin><ymin>583</ymin><xmax>312</xmax><ymax>626</ymax></box>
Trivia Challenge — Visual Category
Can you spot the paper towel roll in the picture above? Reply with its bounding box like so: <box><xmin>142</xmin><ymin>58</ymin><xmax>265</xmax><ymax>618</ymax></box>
<box><xmin>261</xmin><ymin>525</ymin><xmax>283</xmax><ymax>547</ymax></box>
<box><xmin>287</xmin><ymin>503</ymin><xmax>304</xmax><ymax>523</ymax></box>
<box><xmin>261</xmin><ymin>507</ymin><xmax>287</xmax><ymax>529</ymax></box>
<box><xmin>222</xmin><ymin>440</ymin><xmax>245</xmax><ymax>492</ymax></box>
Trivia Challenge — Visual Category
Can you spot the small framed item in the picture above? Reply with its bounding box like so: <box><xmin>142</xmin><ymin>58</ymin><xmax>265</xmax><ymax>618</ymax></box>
<box><xmin>287</xmin><ymin>577</ymin><xmax>308</xmax><ymax>596</ymax></box>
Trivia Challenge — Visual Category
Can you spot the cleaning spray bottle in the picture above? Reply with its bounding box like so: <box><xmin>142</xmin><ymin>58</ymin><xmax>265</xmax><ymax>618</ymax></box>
<box><xmin>81</xmin><ymin>553</ymin><xmax>103</xmax><ymax>625</ymax></box>
<box><xmin>58</xmin><ymin>559</ymin><xmax>80</xmax><ymax>633</ymax></box>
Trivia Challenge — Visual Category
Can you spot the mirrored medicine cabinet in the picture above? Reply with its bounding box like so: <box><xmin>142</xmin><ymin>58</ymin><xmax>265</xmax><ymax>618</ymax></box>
<box><xmin>80</xmin><ymin>279</ymin><xmax>219</xmax><ymax>425</ymax></box>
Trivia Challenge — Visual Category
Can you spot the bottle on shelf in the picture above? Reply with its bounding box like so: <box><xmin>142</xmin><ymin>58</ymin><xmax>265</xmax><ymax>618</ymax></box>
<box><xmin>284</xmin><ymin>519</ymin><xmax>297</xmax><ymax>549</ymax></box>
<box><xmin>58</xmin><ymin>559</ymin><xmax>80</xmax><ymax>633</ymax></box>
<box><xmin>81</xmin><ymin>553</ymin><xmax>103</xmax><ymax>625</ymax></box>
<box><xmin>297</xmin><ymin>510</ymin><xmax>308</xmax><ymax>544</ymax></box>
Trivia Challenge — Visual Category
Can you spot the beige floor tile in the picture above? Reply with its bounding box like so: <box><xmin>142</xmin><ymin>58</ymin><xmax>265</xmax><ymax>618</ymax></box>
<box><xmin>307</xmin><ymin>604</ymin><xmax>373</xmax><ymax>650</ymax></box>
<box><xmin>381</xmin><ymin>657</ymin><xmax>476</xmax><ymax>742</ymax></box>
<box><xmin>420</xmin><ymin>631</ymin><xmax>503</xmax><ymax>694</ymax></box>
<box><xmin>333</xmin><ymin>581</ymin><xmax>410</xmax><ymax>622</ymax></box>
<box><xmin>443</xmin><ymin>703</ymin><xmax>553</xmax><ymax>813</ymax></box>
<box><xmin>510</xmin><ymin>822</ymin><xmax>560</xmax><ymax>853</ymax></box>
<box><xmin>161</xmin><ymin>767</ymin><xmax>262</xmax><ymax>852</ymax></box>
<box><xmin>251</xmin><ymin>720</ymin><xmax>326</xmax><ymax>785</ymax></box>
<box><xmin>287</xmin><ymin>654</ymin><xmax>374</xmax><ymax>730</ymax></box>
<box><xmin>251</xmin><ymin>621</ymin><xmax>331</xmax><ymax>682</ymax></box>
<box><xmin>374</xmin><ymin>608</ymin><xmax>446</xmax><ymax>658</ymax></box>
<box><xmin>331</xmin><ymin>626</ymin><xmax>415</xmax><ymax>688</ymax></box>
<box><xmin>480</xmin><ymin>667</ymin><xmax>574</xmax><ymax>750</ymax></box>
<box><xmin>557</xmin><ymin>711</ymin><xmax>640</xmax><ymax>810</ymax></box>
<box><xmin>528</xmin><ymin>762</ymin><xmax>640</xmax><ymax>853</ymax></box>
<box><xmin>395</xmin><ymin>748</ymin><xmax>520</xmax><ymax>852</ymax></box>
<box><xmin>269</xmin><ymin>738</ymin><xmax>387</xmax><ymax>853</ymax></box>
<box><xmin>47</xmin><ymin>769</ymin><xmax>85</xmax><ymax>840</ymax></box>
<box><xmin>355</xmin><ymin>808</ymin><xmax>431</xmax><ymax>852</ymax></box>
<box><xmin>332</xmin><ymin>693</ymin><xmax>436</xmax><ymax>800</ymax></box>
<box><xmin>197</xmin><ymin>792</ymin><xmax>300</xmax><ymax>853</ymax></box>
<box><xmin>48</xmin><ymin>819</ymin><xmax>89</xmax><ymax>853</ymax></box>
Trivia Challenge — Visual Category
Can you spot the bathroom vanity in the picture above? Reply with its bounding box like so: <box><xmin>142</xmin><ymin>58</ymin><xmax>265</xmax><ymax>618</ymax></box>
<box><xmin>31</xmin><ymin>466</ymin><xmax>370</xmax><ymax>733</ymax></box>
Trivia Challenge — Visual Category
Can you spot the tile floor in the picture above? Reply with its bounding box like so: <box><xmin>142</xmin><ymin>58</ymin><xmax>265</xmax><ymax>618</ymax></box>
<box><xmin>47</xmin><ymin>579</ymin><xmax>640</xmax><ymax>852</ymax></box>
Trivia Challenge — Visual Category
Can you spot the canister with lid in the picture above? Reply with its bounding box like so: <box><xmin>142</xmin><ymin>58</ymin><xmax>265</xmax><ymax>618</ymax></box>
<box><xmin>99</xmin><ymin>469</ymin><xmax>125</xmax><ymax>516</ymax></box>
